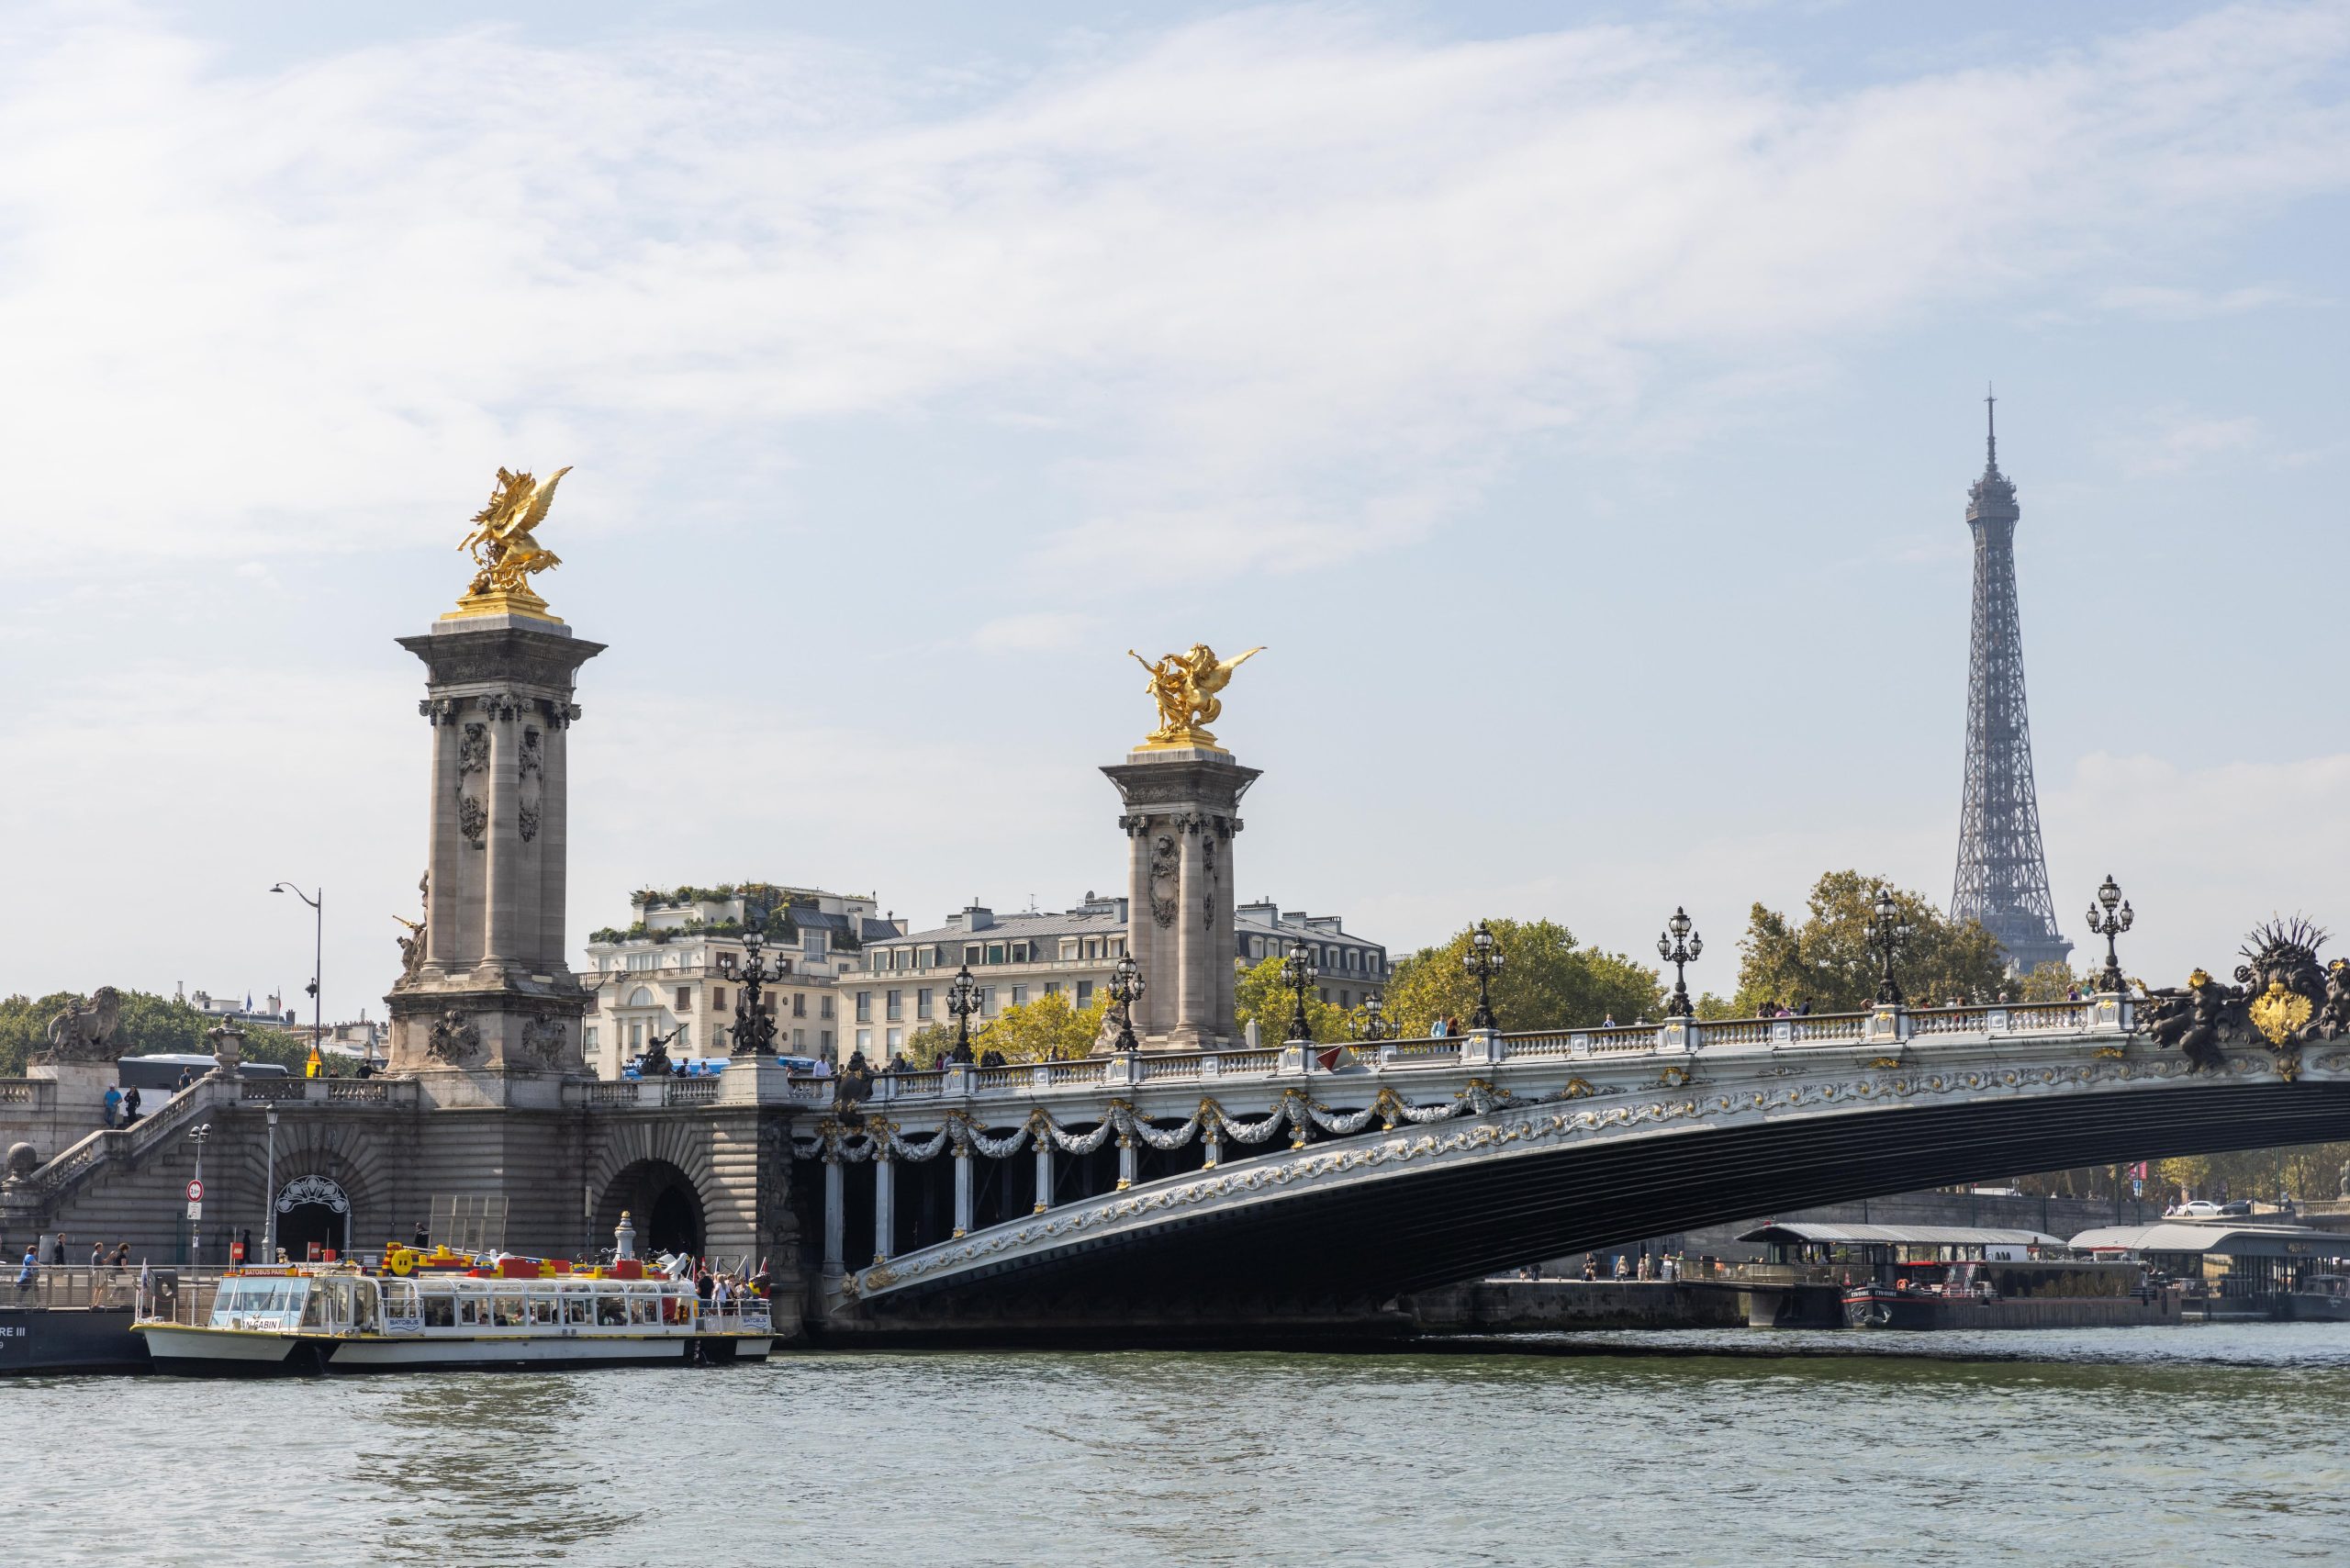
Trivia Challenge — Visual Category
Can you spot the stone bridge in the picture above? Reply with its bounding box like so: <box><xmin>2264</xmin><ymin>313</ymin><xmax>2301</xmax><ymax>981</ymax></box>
<box><xmin>791</xmin><ymin>995</ymin><xmax>2350</xmax><ymax>1341</ymax></box>
<box><xmin>7</xmin><ymin>995</ymin><xmax>2344</xmax><ymax>1346</ymax></box>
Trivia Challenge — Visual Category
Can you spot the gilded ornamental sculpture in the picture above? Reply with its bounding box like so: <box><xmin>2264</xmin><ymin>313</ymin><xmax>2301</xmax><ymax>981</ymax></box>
<box><xmin>1127</xmin><ymin>644</ymin><xmax>1263</xmax><ymax>751</ymax></box>
<box><xmin>447</xmin><ymin>465</ymin><xmax>571</xmax><ymax>622</ymax></box>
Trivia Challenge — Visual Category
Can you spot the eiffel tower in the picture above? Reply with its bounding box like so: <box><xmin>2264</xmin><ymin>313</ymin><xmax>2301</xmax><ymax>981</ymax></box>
<box><xmin>1951</xmin><ymin>393</ymin><xmax>2073</xmax><ymax>975</ymax></box>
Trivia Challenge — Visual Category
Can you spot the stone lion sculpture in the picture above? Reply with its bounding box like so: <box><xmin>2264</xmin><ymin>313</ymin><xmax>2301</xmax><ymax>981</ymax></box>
<box><xmin>44</xmin><ymin>986</ymin><xmax>122</xmax><ymax>1061</ymax></box>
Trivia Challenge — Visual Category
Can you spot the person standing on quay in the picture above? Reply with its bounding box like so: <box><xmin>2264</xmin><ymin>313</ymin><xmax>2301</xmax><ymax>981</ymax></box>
<box><xmin>15</xmin><ymin>1246</ymin><xmax>36</xmax><ymax>1297</ymax></box>
<box><xmin>101</xmin><ymin>1084</ymin><xmax>120</xmax><ymax>1128</ymax></box>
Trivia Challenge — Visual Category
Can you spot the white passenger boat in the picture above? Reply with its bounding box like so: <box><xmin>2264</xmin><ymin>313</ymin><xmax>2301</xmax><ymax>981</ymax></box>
<box><xmin>134</xmin><ymin>1224</ymin><xmax>773</xmax><ymax>1375</ymax></box>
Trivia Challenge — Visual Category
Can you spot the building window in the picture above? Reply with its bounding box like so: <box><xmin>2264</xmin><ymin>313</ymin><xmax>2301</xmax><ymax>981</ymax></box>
<box><xmin>709</xmin><ymin>987</ymin><xmax>724</xmax><ymax>1013</ymax></box>
<box><xmin>1010</xmin><ymin>942</ymin><xmax>1029</xmax><ymax>963</ymax></box>
<box><xmin>1076</xmin><ymin>980</ymin><xmax>1093</xmax><ymax>1007</ymax></box>
<box><xmin>886</xmin><ymin>990</ymin><xmax>902</xmax><ymax>1022</ymax></box>
<box><xmin>986</xmin><ymin>943</ymin><xmax>1005</xmax><ymax>965</ymax></box>
<box><xmin>760</xmin><ymin>992</ymin><xmax>776</xmax><ymax>1014</ymax></box>
<box><xmin>1045</xmin><ymin>981</ymin><xmax>1061</xmax><ymax>997</ymax></box>
<box><xmin>856</xmin><ymin>1028</ymin><xmax>870</xmax><ymax>1052</ymax></box>
<box><xmin>981</xmin><ymin>986</ymin><xmax>997</xmax><ymax>1015</ymax></box>
<box><xmin>872</xmin><ymin>948</ymin><xmax>891</xmax><ymax>972</ymax></box>
<box><xmin>1341</xmin><ymin>991</ymin><xmax>1352</xmax><ymax>1009</ymax></box>
<box><xmin>792</xmin><ymin>1028</ymin><xmax>805</xmax><ymax>1049</ymax></box>
<box><xmin>805</xmin><ymin>930</ymin><xmax>828</xmax><ymax>958</ymax></box>
<box><xmin>677</xmin><ymin>1025</ymin><xmax>692</xmax><ymax>1053</ymax></box>
<box><xmin>886</xmin><ymin>1027</ymin><xmax>902</xmax><ymax>1050</ymax></box>
<box><xmin>629</xmin><ymin>1023</ymin><xmax>643</xmax><ymax>1049</ymax></box>
<box><xmin>1012</xmin><ymin>985</ymin><xmax>1027</xmax><ymax>1006</ymax></box>
<box><xmin>821</xmin><ymin>1029</ymin><xmax>833</xmax><ymax>1052</ymax></box>
<box><xmin>821</xmin><ymin>996</ymin><xmax>834</xmax><ymax>1020</ymax></box>
<box><xmin>793</xmin><ymin>992</ymin><xmax>807</xmax><ymax>1017</ymax></box>
<box><xmin>855</xmin><ymin>991</ymin><xmax>872</xmax><ymax>1024</ymax></box>
<box><xmin>1060</xmin><ymin>938</ymin><xmax>1079</xmax><ymax>960</ymax></box>
<box><xmin>1319</xmin><ymin>987</ymin><xmax>1329</xmax><ymax>1003</ymax></box>
<box><xmin>917</xmin><ymin>988</ymin><xmax>932</xmax><ymax>1019</ymax></box>
<box><xmin>1110</xmin><ymin>936</ymin><xmax>1126</xmax><ymax>958</ymax></box>
<box><xmin>583</xmin><ymin>1025</ymin><xmax>598</xmax><ymax>1051</ymax></box>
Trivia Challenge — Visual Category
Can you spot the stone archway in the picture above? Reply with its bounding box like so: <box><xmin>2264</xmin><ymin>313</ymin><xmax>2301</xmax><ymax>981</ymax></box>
<box><xmin>275</xmin><ymin>1173</ymin><xmax>352</xmax><ymax>1260</ymax></box>
<box><xmin>595</xmin><ymin>1159</ymin><xmax>705</xmax><ymax>1259</ymax></box>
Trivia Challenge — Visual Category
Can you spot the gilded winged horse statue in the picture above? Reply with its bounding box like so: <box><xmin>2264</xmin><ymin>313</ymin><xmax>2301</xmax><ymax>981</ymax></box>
<box><xmin>456</xmin><ymin>465</ymin><xmax>570</xmax><ymax>609</ymax></box>
<box><xmin>1127</xmin><ymin>644</ymin><xmax>1264</xmax><ymax>748</ymax></box>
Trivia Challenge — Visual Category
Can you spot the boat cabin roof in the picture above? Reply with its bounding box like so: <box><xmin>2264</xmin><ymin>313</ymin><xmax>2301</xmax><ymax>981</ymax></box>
<box><xmin>2067</xmin><ymin>1221</ymin><xmax>2350</xmax><ymax>1258</ymax></box>
<box><xmin>1738</xmin><ymin>1222</ymin><xmax>2063</xmax><ymax>1249</ymax></box>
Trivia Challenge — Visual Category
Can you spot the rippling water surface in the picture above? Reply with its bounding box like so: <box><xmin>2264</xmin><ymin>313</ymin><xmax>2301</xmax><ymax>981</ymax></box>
<box><xmin>11</xmin><ymin>1325</ymin><xmax>2350</xmax><ymax>1566</ymax></box>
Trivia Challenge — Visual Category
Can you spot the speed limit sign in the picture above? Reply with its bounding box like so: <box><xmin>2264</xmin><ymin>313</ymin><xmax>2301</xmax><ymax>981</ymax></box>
<box><xmin>185</xmin><ymin>1178</ymin><xmax>205</xmax><ymax>1203</ymax></box>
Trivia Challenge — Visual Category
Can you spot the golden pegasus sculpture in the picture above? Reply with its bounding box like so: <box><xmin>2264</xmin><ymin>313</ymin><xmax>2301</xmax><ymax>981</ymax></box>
<box><xmin>451</xmin><ymin>465</ymin><xmax>570</xmax><ymax>619</ymax></box>
<box><xmin>1128</xmin><ymin>644</ymin><xmax>1264</xmax><ymax>749</ymax></box>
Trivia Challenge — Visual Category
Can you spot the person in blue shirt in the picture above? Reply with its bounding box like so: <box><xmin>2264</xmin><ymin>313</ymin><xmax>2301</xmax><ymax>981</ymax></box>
<box><xmin>101</xmin><ymin>1085</ymin><xmax>121</xmax><ymax>1128</ymax></box>
<box><xmin>14</xmin><ymin>1247</ymin><xmax>36</xmax><ymax>1296</ymax></box>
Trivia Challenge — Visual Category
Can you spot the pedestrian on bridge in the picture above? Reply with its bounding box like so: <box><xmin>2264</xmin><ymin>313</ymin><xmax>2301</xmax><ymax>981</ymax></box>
<box><xmin>1583</xmin><ymin>1253</ymin><xmax>1598</xmax><ymax>1282</ymax></box>
<box><xmin>121</xmin><ymin>1086</ymin><xmax>142</xmax><ymax>1126</ymax></box>
<box><xmin>15</xmin><ymin>1247</ymin><xmax>35</xmax><ymax>1297</ymax></box>
<box><xmin>1612</xmin><ymin>1254</ymin><xmax>1628</xmax><ymax>1281</ymax></box>
<box><xmin>102</xmin><ymin>1084</ymin><xmax>120</xmax><ymax>1128</ymax></box>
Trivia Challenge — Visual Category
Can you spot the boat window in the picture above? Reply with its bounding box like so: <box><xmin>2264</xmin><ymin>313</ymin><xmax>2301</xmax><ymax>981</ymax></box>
<box><xmin>596</xmin><ymin>1294</ymin><xmax>626</xmax><ymax>1326</ymax></box>
<box><xmin>565</xmin><ymin>1295</ymin><xmax>593</xmax><ymax>1326</ymax></box>
<box><xmin>529</xmin><ymin>1295</ymin><xmax>555</xmax><ymax>1326</ymax></box>
<box><xmin>422</xmin><ymin>1294</ymin><xmax>455</xmax><ymax>1327</ymax></box>
<box><xmin>458</xmin><ymin>1296</ymin><xmax>487</xmax><ymax>1327</ymax></box>
<box><xmin>629</xmin><ymin>1295</ymin><xmax>655</xmax><ymax>1325</ymax></box>
<box><xmin>492</xmin><ymin>1293</ymin><xmax>524</xmax><ymax>1327</ymax></box>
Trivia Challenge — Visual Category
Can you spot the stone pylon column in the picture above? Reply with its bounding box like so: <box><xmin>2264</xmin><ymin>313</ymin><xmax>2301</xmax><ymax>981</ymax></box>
<box><xmin>1103</xmin><ymin>746</ymin><xmax>1259</xmax><ymax>1050</ymax></box>
<box><xmin>386</xmin><ymin>610</ymin><xmax>603</xmax><ymax>1083</ymax></box>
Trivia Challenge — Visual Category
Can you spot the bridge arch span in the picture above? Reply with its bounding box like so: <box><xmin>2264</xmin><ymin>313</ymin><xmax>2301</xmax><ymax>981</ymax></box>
<box><xmin>588</xmin><ymin>1120</ymin><xmax>722</xmax><ymax>1259</ymax></box>
<box><xmin>840</xmin><ymin>1057</ymin><xmax>2350</xmax><ymax>1333</ymax></box>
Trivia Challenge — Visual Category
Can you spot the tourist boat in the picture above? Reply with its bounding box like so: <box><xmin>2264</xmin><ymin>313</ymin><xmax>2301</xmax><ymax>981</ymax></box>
<box><xmin>133</xmin><ymin>1226</ymin><xmax>773</xmax><ymax>1375</ymax></box>
<box><xmin>2285</xmin><ymin>1273</ymin><xmax>2350</xmax><ymax>1322</ymax></box>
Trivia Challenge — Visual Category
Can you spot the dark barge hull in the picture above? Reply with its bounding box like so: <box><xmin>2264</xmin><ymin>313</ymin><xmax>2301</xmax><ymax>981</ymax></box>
<box><xmin>0</xmin><ymin>1307</ymin><xmax>150</xmax><ymax>1372</ymax></box>
<box><xmin>1842</xmin><ymin>1290</ymin><xmax>2180</xmax><ymax>1329</ymax></box>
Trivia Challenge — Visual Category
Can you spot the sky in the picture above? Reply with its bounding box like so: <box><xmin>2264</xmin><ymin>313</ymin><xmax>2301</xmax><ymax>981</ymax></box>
<box><xmin>2</xmin><ymin>0</ymin><xmax>2346</xmax><ymax>1018</ymax></box>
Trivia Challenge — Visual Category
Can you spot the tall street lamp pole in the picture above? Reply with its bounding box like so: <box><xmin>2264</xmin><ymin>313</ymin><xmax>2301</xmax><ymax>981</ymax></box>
<box><xmin>1657</xmin><ymin>907</ymin><xmax>1703</xmax><ymax>1019</ymax></box>
<box><xmin>272</xmin><ymin>882</ymin><xmax>323</xmax><ymax>1071</ymax></box>
<box><xmin>946</xmin><ymin>965</ymin><xmax>980</xmax><ymax>1065</ymax></box>
<box><xmin>263</xmin><ymin>1105</ymin><xmax>279</xmax><ymax>1261</ymax></box>
<box><xmin>1108</xmin><ymin>955</ymin><xmax>1145</xmax><ymax>1053</ymax></box>
<box><xmin>1869</xmin><ymin>887</ymin><xmax>1913</xmax><ymax>1006</ymax></box>
<box><xmin>1465</xmin><ymin>922</ymin><xmax>1505</xmax><ymax>1031</ymax></box>
<box><xmin>2087</xmin><ymin>874</ymin><xmax>2134</xmax><ymax>993</ymax></box>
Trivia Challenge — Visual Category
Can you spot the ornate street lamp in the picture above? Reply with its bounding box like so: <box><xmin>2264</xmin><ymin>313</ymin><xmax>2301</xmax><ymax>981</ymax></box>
<box><xmin>1464</xmin><ymin>922</ymin><xmax>1505</xmax><ymax>1030</ymax></box>
<box><xmin>1108</xmin><ymin>954</ymin><xmax>1146</xmax><ymax>1053</ymax></box>
<box><xmin>270</xmin><ymin>881</ymin><xmax>324</xmax><ymax>1072</ymax></box>
<box><xmin>1657</xmin><ymin>906</ymin><xmax>1703</xmax><ymax>1019</ymax></box>
<box><xmin>728</xmin><ymin>928</ymin><xmax>782</xmax><ymax>1057</ymax></box>
<box><xmin>946</xmin><ymin>964</ymin><xmax>981</xmax><ymax>1064</ymax></box>
<box><xmin>1349</xmin><ymin>997</ymin><xmax>1393</xmax><ymax>1043</ymax></box>
<box><xmin>2087</xmin><ymin>873</ymin><xmax>2134</xmax><ymax>993</ymax></box>
<box><xmin>1281</xmin><ymin>938</ymin><xmax>1316</xmax><ymax>1044</ymax></box>
<box><xmin>1869</xmin><ymin>887</ymin><xmax>1913</xmax><ymax>1006</ymax></box>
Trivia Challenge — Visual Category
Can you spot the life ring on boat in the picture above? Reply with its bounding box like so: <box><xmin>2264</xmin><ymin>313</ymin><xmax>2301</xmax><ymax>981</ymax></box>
<box><xmin>386</xmin><ymin>1249</ymin><xmax>416</xmax><ymax>1276</ymax></box>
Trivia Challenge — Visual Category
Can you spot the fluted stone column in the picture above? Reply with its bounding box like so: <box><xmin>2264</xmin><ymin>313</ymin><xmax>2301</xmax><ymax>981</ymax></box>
<box><xmin>1103</xmin><ymin>747</ymin><xmax>1259</xmax><ymax>1050</ymax></box>
<box><xmin>822</xmin><ymin>1154</ymin><xmax>845</xmax><ymax>1273</ymax></box>
<box><xmin>1034</xmin><ymin>1140</ymin><xmax>1054</xmax><ymax>1214</ymax></box>
<box><xmin>386</xmin><ymin>613</ymin><xmax>602</xmax><ymax>1089</ymax></box>
<box><xmin>872</xmin><ymin>1155</ymin><xmax>896</xmax><ymax>1263</ymax></box>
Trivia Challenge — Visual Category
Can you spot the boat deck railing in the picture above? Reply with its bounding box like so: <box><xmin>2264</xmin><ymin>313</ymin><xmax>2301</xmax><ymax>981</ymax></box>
<box><xmin>11</xmin><ymin>1264</ymin><xmax>217</xmax><ymax>1313</ymax></box>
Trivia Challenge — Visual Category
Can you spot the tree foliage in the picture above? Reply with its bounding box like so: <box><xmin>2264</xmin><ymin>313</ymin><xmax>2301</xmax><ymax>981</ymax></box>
<box><xmin>1732</xmin><ymin>871</ymin><xmax>2008</xmax><ymax>1014</ymax></box>
<box><xmin>0</xmin><ymin>991</ymin><xmax>310</xmax><ymax>1076</ymax></box>
<box><xmin>904</xmin><ymin>991</ymin><xmax>1111</xmax><ymax>1066</ymax></box>
<box><xmin>1383</xmin><ymin>919</ymin><xmax>1661</xmax><ymax>1036</ymax></box>
<box><xmin>1235</xmin><ymin>954</ymin><xmax>1352</xmax><ymax>1043</ymax></box>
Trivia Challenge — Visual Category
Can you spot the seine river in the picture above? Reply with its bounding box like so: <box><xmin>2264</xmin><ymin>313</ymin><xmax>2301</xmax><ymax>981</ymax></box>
<box><xmin>10</xmin><ymin>1326</ymin><xmax>2350</xmax><ymax>1565</ymax></box>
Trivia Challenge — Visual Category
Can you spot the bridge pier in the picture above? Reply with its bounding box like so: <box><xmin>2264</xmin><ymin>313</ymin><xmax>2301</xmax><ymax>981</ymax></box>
<box><xmin>872</xmin><ymin>1153</ymin><xmax>895</xmax><ymax>1263</ymax></box>
<box><xmin>1033</xmin><ymin>1139</ymin><xmax>1053</xmax><ymax>1213</ymax></box>
<box><xmin>953</xmin><ymin>1147</ymin><xmax>973</xmax><ymax>1238</ymax></box>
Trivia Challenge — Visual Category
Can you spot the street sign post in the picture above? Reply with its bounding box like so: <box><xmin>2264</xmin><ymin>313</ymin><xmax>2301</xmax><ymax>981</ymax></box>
<box><xmin>185</xmin><ymin>1178</ymin><xmax>205</xmax><ymax>1204</ymax></box>
<box><xmin>186</xmin><ymin>1200</ymin><xmax>203</xmax><ymax>1220</ymax></box>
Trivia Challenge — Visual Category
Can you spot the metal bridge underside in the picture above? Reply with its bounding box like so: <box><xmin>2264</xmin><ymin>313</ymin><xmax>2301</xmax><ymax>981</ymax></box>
<box><xmin>841</xmin><ymin>1083</ymin><xmax>2350</xmax><ymax>1340</ymax></box>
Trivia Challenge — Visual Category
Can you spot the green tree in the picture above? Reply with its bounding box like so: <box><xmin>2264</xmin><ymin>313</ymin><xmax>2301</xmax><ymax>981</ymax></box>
<box><xmin>1732</xmin><ymin>871</ymin><xmax>2008</xmax><ymax>1014</ymax></box>
<box><xmin>1382</xmin><ymin>919</ymin><xmax>1661</xmax><ymax>1036</ymax></box>
<box><xmin>2018</xmin><ymin>960</ymin><xmax>2080</xmax><ymax>1003</ymax></box>
<box><xmin>0</xmin><ymin>990</ymin><xmax>310</xmax><ymax>1076</ymax></box>
<box><xmin>1235</xmin><ymin>953</ymin><xmax>1351</xmax><ymax>1043</ymax></box>
<box><xmin>905</xmin><ymin>991</ymin><xmax>1111</xmax><ymax>1066</ymax></box>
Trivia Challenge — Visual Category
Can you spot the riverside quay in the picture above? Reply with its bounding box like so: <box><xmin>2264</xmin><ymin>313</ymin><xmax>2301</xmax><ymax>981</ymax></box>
<box><xmin>6</xmin><ymin>470</ymin><xmax>2348</xmax><ymax>1347</ymax></box>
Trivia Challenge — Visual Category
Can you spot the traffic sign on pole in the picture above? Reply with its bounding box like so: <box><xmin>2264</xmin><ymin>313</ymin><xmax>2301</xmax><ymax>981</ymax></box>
<box><xmin>185</xmin><ymin>1178</ymin><xmax>205</xmax><ymax>1203</ymax></box>
<box><xmin>186</xmin><ymin>1199</ymin><xmax>203</xmax><ymax>1220</ymax></box>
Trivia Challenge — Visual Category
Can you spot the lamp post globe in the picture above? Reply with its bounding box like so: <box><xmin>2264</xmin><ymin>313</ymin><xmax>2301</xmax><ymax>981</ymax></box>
<box><xmin>946</xmin><ymin>964</ymin><xmax>981</xmax><ymax>1064</ymax></box>
<box><xmin>1868</xmin><ymin>886</ymin><xmax>1909</xmax><ymax>1006</ymax></box>
<box><xmin>2087</xmin><ymin>873</ymin><xmax>2134</xmax><ymax>993</ymax></box>
<box><xmin>1281</xmin><ymin>938</ymin><xmax>1316</xmax><ymax>1045</ymax></box>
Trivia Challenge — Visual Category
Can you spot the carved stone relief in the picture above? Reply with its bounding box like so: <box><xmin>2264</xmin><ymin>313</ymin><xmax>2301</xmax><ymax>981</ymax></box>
<box><xmin>519</xmin><ymin>1016</ymin><xmax>567</xmax><ymax>1069</ymax></box>
<box><xmin>1148</xmin><ymin>834</ymin><xmax>1179</xmax><ymax>929</ymax></box>
<box><xmin>518</xmin><ymin>728</ymin><xmax>544</xmax><ymax>843</ymax></box>
<box><xmin>426</xmin><ymin>1009</ymin><xmax>481</xmax><ymax>1064</ymax></box>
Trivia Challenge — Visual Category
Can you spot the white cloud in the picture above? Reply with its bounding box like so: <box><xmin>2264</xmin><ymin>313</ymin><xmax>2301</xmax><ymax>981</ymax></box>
<box><xmin>0</xmin><ymin>4</ymin><xmax>2346</xmax><ymax>587</ymax></box>
<box><xmin>2096</xmin><ymin>407</ymin><xmax>2266</xmax><ymax>476</ymax></box>
<box><xmin>972</xmin><ymin>611</ymin><xmax>1095</xmax><ymax>654</ymax></box>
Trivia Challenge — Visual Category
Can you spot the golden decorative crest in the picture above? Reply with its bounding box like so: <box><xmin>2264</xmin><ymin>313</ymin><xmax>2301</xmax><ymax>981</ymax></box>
<box><xmin>446</xmin><ymin>465</ymin><xmax>571</xmax><ymax>622</ymax></box>
<box><xmin>2248</xmin><ymin>980</ymin><xmax>2312</xmax><ymax>1047</ymax></box>
<box><xmin>1127</xmin><ymin>644</ymin><xmax>1264</xmax><ymax>751</ymax></box>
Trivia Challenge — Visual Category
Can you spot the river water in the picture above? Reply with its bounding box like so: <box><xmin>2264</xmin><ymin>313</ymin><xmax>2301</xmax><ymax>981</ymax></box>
<box><xmin>9</xmin><ymin>1325</ymin><xmax>2349</xmax><ymax>1565</ymax></box>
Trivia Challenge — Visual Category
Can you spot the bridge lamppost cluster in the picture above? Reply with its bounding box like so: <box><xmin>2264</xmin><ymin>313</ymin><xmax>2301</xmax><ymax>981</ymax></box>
<box><xmin>1282</xmin><ymin>938</ymin><xmax>1316</xmax><ymax>1044</ymax></box>
<box><xmin>946</xmin><ymin>965</ymin><xmax>981</xmax><ymax>1064</ymax></box>
<box><xmin>1350</xmin><ymin>997</ymin><xmax>1393</xmax><ymax>1043</ymax></box>
<box><xmin>2087</xmin><ymin>874</ymin><xmax>2134</xmax><ymax>993</ymax></box>
<box><xmin>729</xmin><ymin>928</ymin><xmax>782</xmax><ymax>1057</ymax></box>
<box><xmin>1108</xmin><ymin>954</ymin><xmax>1145</xmax><ymax>1053</ymax></box>
<box><xmin>1869</xmin><ymin>887</ymin><xmax>1913</xmax><ymax>1005</ymax></box>
<box><xmin>1658</xmin><ymin>907</ymin><xmax>1703</xmax><ymax>1018</ymax></box>
<box><xmin>1465</xmin><ymin>922</ymin><xmax>1504</xmax><ymax>1030</ymax></box>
